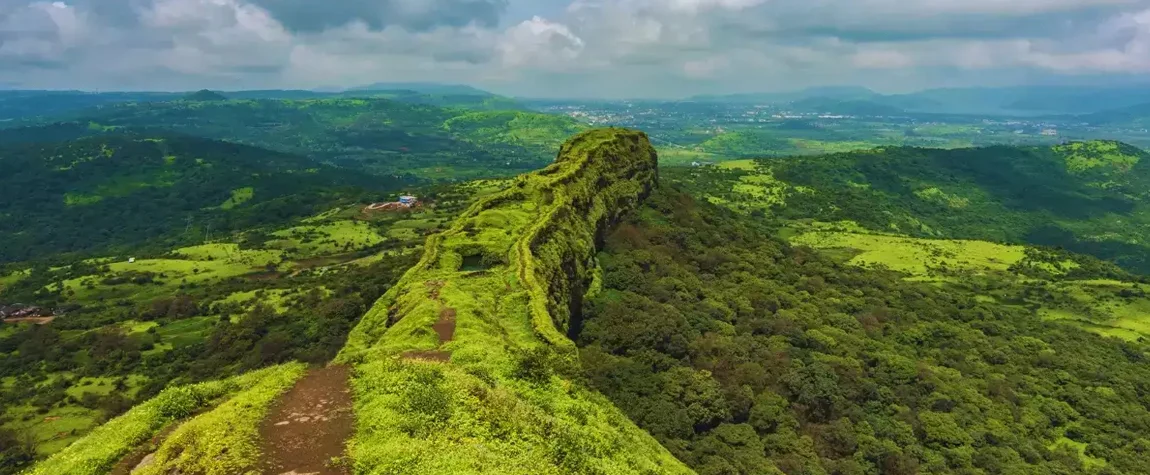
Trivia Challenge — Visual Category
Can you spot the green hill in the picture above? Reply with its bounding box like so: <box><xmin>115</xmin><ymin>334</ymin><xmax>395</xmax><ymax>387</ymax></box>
<box><xmin>29</xmin><ymin>98</ymin><xmax>587</xmax><ymax>179</ymax></box>
<box><xmin>0</xmin><ymin>132</ymin><xmax>409</xmax><ymax>263</ymax></box>
<box><xmin>27</xmin><ymin>128</ymin><xmax>1150</xmax><ymax>475</ymax></box>
<box><xmin>1084</xmin><ymin>102</ymin><xmax>1150</xmax><ymax>127</ymax></box>
<box><xmin>574</xmin><ymin>183</ymin><xmax>1150</xmax><ymax>474</ymax></box>
<box><xmin>26</xmin><ymin>128</ymin><xmax>691</xmax><ymax>475</ymax></box>
<box><xmin>182</xmin><ymin>90</ymin><xmax>228</xmax><ymax>102</ymax></box>
<box><xmin>694</xmin><ymin>140</ymin><xmax>1150</xmax><ymax>273</ymax></box>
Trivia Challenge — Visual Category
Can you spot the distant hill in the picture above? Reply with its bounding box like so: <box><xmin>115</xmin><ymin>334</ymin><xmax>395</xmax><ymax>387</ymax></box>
<box><xmin>0</xmin><ymin>132</ymin><xmax>406</xmax><ymax>263</ymax></box>
<box><xmin>183</xmin><ymin>90</ymin><xmax>228</xmax><ymax>102</ymax></box>
<box><xmin>691</xmin><ymin>85</ymin><xmax>1150</xmax><ymax>116</ymax></box>
<box><xmin>337</xmin><ymin>89</ymin><xmax>526</xmax><ymax>111</ymax></box>
<box><xmin>726</xmin><ymin>140</ymin><xmax>1150</xmax><ymax>272</ymax></box>
<box><xmin>0</xmin><ymin>91</ymin><xmax>182</xmax><ymax>122</ymax></box>
<box><xmin>1083</xmin><ymin>102</ymin><xmax>1150</xmax><ymax>127</ymax></box>
<box><xmin>788</xmin><ymin>97</ymin><xmax>905</xmax><ymax>116</ymax></box>
<box><xmin>346</xmin><ymin>82</ymin><xmax>492</xmax><ymax>96</ymax></box>
<box><xmin>689</xmin><ymin>86</ymin><xmax>878</xmax><ymax>103</ymax></box>
<box><xmin>11</xmin><ymin>97</ymin><xmax>587</xmax><ymax>179</ymax></box>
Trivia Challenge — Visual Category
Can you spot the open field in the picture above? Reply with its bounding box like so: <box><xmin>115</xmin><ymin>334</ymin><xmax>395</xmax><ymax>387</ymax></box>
<box><xmin>790</xmin><ymin>229</ymin><xmax>1027</xmax><ymax>277</ymax></box>
<box><xmin>267</xmin><ymin>220</ymin><xmax>386</xmax><ymax>258</ymax></box>
<box><xmin>53</xmin><ymin>244</ymin><xmax>286</xmax><ymax>303</ymax></box>
<box><xmin>787</xmin><ymin>226</ymin><xmax>1150</xmax><ymax>341</ymax></box>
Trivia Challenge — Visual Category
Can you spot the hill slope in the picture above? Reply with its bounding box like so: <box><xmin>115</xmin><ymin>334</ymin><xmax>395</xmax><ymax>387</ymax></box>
<box><xmin>575</xmin><ymin>184</ymin><xmax>1150</xmax><ymax>474</ymax></box>
<box><xmin>28</xmin><ymin>128</ymin><xmax>691</xmax><ymax>475</ymax></box>
<box><xmin>335</xmin><ymin>128</ymin><xmax>688</xmax><ymax>473</ymax></box>
<box><xmin>0</xmin><ymin>132</ymin><xmax>407</xmax><ymax>263</ymax></box>
<box><xmin>701</xmin><ymin>140</ymin><xmax>1150</xmax><ymax>273</ymax></box>
<box><xmin>21</xmin><ymin>98</ymin><xmax>588</xmax><ymax>179</ymax></box>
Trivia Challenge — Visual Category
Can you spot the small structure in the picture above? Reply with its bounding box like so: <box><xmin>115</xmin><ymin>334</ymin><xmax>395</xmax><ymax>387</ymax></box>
<box><xmin>1</xmin><ymin>304</ymin><xmax>55</xmax><ymax>324</ymax></box>
<box><xmin>365</xmin><ymin>195</ymin><xmax>420</xmax><ymax>213</ymax></box>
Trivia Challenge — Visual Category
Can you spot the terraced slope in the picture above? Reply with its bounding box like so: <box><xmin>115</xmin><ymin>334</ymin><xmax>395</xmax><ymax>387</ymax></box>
<box><xmin>337</xmin><ymin>128</ymin><xmax>691</xmax><ymax>474</ymax></box>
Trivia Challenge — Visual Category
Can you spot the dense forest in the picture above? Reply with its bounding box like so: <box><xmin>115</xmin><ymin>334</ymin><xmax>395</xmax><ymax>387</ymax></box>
<box><xmin>578</xmin><ymin>186</ymin><xmax>1150</xmax><ymax>474</ymax></box>
<box><xmin>1</xmin><ymin>97</ymin><xmax>587</xmax><ymax>179</ymax></box>
<box><xmin>701</xmin><ymin>141</ymin><xmax>1150</xmax><ymax>274</ymax></box>
<box><xmin>0</xmin><ymin>132</ymin><xmax>409</xmax><ymax>263</ymax></box>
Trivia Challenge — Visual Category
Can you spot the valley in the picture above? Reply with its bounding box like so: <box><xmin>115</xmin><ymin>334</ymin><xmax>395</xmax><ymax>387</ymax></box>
<box><xmin>4</xmin><ymin>85</ymin><xmax>1150</xmax><ymax>475</ymax></box>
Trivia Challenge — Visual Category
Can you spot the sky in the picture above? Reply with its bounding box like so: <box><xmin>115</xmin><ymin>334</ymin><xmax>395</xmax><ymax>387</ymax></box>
<box><xmin>1</xmin><ymin>0</ymin><xmax>1149</xmax><ymax>98</ymax></box>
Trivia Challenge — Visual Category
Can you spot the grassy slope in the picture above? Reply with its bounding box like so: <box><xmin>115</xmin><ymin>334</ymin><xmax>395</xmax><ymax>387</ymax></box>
<box><xmin>670</xmin><ymin>146</ymin><xmax>1150</xmax><ymax>341</ymax></box>
<box><xmin>337</xmin><ymin>128</ymin><xmax>691</xmax><ymax>474</ymax></box>
<box><xmin>0</xmin><ymin>183</ymin><xmax>480</xmax><ymax>460</ymax></box>
<box><xmin>26</xmin><ymin>363</ymin><xmax>306</xmax><ymax>475</ymax></box>
<box><xmin>725</xmin><ymin>140</ymin><xmax>1150</xmax><ymax>273</ymax></box>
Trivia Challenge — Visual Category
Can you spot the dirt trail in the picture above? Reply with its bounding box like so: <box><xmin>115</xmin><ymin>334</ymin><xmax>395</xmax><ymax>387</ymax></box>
<box><xmin>400</xmin><ymin>282</ymin><xmax>456</xmax><ymax>362</ymax></box>
<box><xmin>109</xmin><ymin>425</ymin><xmax>178</xmax><ymax>475</ymax></box>
<box><xmin>259</xmin><ymin>365</ymin><xmax>355</xmax><ymax>475</ymax></box>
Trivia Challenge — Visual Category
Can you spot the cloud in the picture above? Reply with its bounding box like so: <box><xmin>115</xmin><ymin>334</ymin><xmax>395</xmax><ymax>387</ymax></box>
<box><xmin>0</xmin><ymin>0</ymin><xmax>1148</xmax><ymax>96</ymax></box>
<box><xmin>245</xmin><ymin>0</ymin><xmax>508</xmax><ymax>33</ymax></box>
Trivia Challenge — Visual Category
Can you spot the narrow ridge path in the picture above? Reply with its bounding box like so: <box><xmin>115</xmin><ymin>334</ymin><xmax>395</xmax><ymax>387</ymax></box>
<box><xmin>401</xmin><ymin>280</ymin><xmax>456</xmax><ymax>362</ymax></box>
<box><xmin>259</xmin><ymin>365</ymin><xmax>354</xmax><ymax>475</ymax></box>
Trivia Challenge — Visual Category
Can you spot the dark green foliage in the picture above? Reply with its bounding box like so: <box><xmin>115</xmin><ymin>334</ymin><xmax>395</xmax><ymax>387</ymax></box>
<box><xmin>13</xmin><ymin>97</ymin><xmax>581</xmax><ymax>179</ymax></box>
<box><xmin>741</xmin><ymin>141</ymin><xmax>1150</xmax><ymax>273</ymax></box>
<box><xmin>183</xmin><ymin>90</ymin><xmax>228</xmax><ymax>102</ymax></box>
<box><xmin>0</xmin><ymin>428</ymin><xmax>35</xmax><ymax>475</ymax></box>
<box><xmin>578</xmin><ymin>186</ymin><xmax>1150</xmax><ymax>475</ymax></box>
<box><xmin>0</xmin><ymin>132</ymin><xmax>408</xmax><ymax>263</ymax></box>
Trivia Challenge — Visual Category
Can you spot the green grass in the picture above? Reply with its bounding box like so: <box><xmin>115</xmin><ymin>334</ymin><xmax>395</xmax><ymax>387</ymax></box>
<box><xmin>337</xmin><ymin>128</ymin><xmax>691</xmax><ymax>474</ymax></box>
<box><xmin>1055</xmin><ymin>141</ymin><xmax>1140</xmax><ymax>174</ymax></box>
<box><xmin>787</xmin><ymin>225</ymin><xmax>1150</xmax><ymax>342</ymax></box>
<box><xmin>1048</xmin><ymin>437</ymin><xmax>1107</xmax><ymax>469</ymax></box>
<box><xmin>3</xmin><ymin>405</ymin><xmax>101</xmax><ymax>456</ymax></box>
<box><xmin>64</xmin><ymin>375</ymin><xmax>148</xmax><ymax>400</ymax></box>
<box><xmin>134</xmin><ymin>363</ymin><xmax>306</xmax><ymax>475</ymax></box>
<box><xmin>155</xmin><ymin>316</ymin><xmax>218</xmax><ymax>349</ymax></box>
<box><xmin>268</xmin><ymin>220</ymin><xmax>386</xmax><ymax>258</ymax></box>
<box><xmin>26</xmin><ymin>363</ymin><xmax>305</xmax><ymax>475</ymax></box>
<box><xmin>213</xmin><ymin>287</ymin><xmax>328</xmax><ymax>313</ymax></box>
<box><xmin>789</xmin><ymin>229</ymin><xmax>1027</xmax><ymax>277</ymax></box>
<box><xmin>0</xmin><ymin>269</ymin><xmax>28</xmax><ymax>294</ymax></box>
<box><xmin>55</xmin><ymin>244</ymin><xmax>285</xmax><ymax>303</ymax></box>
<box><xmin>219</xmin><ymin>187</ymin><xmax>254</xmax><ymax>210</ymax></box>
<box><xmin>1037</xmin><ymin>280</ymin><xmax>1150</xmax><ymax>341</ymax></box>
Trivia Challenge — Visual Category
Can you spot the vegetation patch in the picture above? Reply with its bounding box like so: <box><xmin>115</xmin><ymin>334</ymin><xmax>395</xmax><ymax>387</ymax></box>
<box><xmin>1054</xmin><ymin>140</ymin><xmax>1140</xmax><ymax>174</ymax></box>
<box><xmin>25</xmin><ymin>363</ymin><xmax>304</xmax><ymax>475</ymax></box>
<box><xmin>269</xmin><ymin>220</ymin><xmax>386</xmax><ymax>258</ymax></box>
<box><xmin>219</xmin><ymin>187</ymin><xmax>254</xmax><ymax>210</ymax></box>
<box><xmin>789</xmin><ymin>229</ymin><xmax>1026</xmax><ymax>277</ymax></box>
<box><xmin>131</xmin><ymin>363</ymin><xmax>306</xmax><ymax>475</ymax></box>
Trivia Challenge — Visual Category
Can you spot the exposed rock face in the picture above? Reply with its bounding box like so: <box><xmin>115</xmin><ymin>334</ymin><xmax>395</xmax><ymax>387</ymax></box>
<box><xmin>337</xmin><ymin>128</ymin><xmax>690</xmax><ymax>474</ymax></box>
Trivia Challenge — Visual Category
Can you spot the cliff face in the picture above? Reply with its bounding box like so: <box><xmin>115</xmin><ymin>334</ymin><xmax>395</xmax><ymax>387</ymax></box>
<box><xmin>338</xmin><ymin>128</ymin><xmax>689</xmax><ymax>474</ymax></box>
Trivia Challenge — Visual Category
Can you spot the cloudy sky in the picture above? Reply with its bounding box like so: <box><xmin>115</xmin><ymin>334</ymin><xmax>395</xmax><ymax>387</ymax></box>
<box><xmin>1</xmin><ymin>0</ymin><xmax>1149</xmax><ymax>97</ymax></box>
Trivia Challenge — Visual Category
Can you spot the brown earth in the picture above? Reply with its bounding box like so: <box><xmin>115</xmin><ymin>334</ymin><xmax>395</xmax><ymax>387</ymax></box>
<box><xmin>259</xmin><ymin>365</ymin><xmax>355</xmax><ymax>475</ymax></box>
<box><xmin>2</xmin><ymin>316</ymin><xmax>55</xmax><ymax>325</ymax></box>
<box><xmin>108</xmin><ymin>424</ymin><xmax>179</xmax><ymax>475</ymax></box>
<box><xmin>400</xmin><ymin>350</ymin><xmax>451</xmax><ymax>362</ymax></box>
<box><xmin>434</xmin><ymin>307</ymin><xmax>456</xmax><ymax>342</ymax></box>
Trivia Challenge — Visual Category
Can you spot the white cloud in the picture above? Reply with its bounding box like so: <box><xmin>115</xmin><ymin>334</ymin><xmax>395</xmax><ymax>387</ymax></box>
<box><xmin>0</xmin><ymin>0</ymin><xmax>1149</xmax><ymax>96</ymax></box>
<box><xmin>499</xmin><ymin>15</ymin><xmax>583</xmax><ymax>69</ymax></box>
